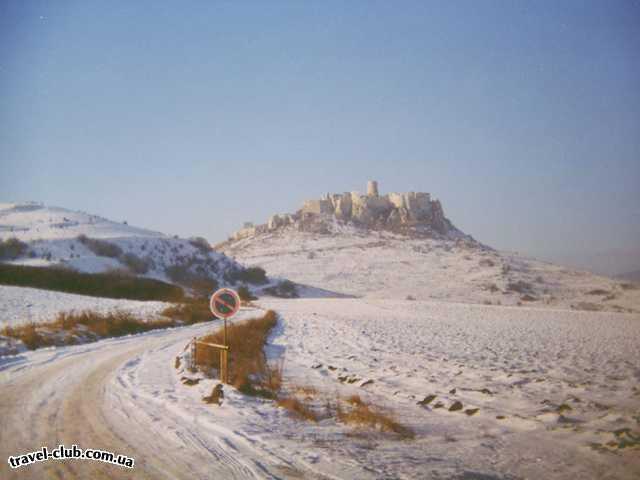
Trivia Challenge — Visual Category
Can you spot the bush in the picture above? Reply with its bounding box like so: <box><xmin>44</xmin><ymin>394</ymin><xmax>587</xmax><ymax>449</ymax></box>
<box><xmin>506</xmin><ymin>280</ymin><xmax>532</xmax><ymax>294</ymax></box>
<box><xmin>479</xmin><ymin>258</ymin><xmax>495</xmax><ymax>267</ymax></box>
<box><xmin>0</xmin><ymin>263</ymin><xmax>184</xmax><ymax>301</ymax></box>
<box><xmin>264</xmin><ymin>280</ymin><xmax>298</xmax><ymax>298</ymax></box>
<box><xmin>227</xmin><ymin>267</ymin><xmax>268</xmax><ymax>285</ymax></box>
<box><xmin>165</xmin><ymin>264</ymin><xmax>218</xmax><ymax>297</ymax></box>
<box><xmin>188</xmin><ymin>237</ymin><xmax>212</xmax><ymax>253</ymax></box>
<box><xmin>237</xmin><ymin>285</ymin><xmax>257</xmax><ymax>301</ymax></box>
<box><xmin>0</xmin><ymin>237</ymin><xmax>28</xmax><ymax>260</ymax></box>
<box><xmin>77</xmin><ymin>235</ymin><xmax>122</xmax><ymax>258</ymax></box>
<box><xmin>121</xmin><ymin>253</ymin><xmax>152</xmax><ymax>274</ymax></box>
<box><xmin>586</xmin><ymin>289</ymin><xmax>610</xmax><ymax>296</ymax></box>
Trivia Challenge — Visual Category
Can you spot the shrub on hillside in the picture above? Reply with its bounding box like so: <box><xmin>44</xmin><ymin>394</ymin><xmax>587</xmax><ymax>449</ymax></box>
<box><xmin>227</xmin><ymin>266</ymin><xmax>268</xmax><ymax>285</ymax></box>
<box><xmin>506</xmin><ymin>280</ymin><xmax>532</xmax><ymax>294</ymax></box>
<box><xmin>0</xmin><ymin>237</ymin><xmax>28</xmax><ymax>260</ymax></box>
<box><xmin>121</xmin><ymin>252</ymin><xmax>153</xmax><ymax>274</ymax></box>
<box><xmin>586</xmin><ymin>288</ymin><xmax>610</xmax><ymax>296</ymax></box>
<box><xmin>237</xmin><ymin>285</ymin><xmax>257</xmax><ymax>302</ymax></box>
<box><xmin>188</xmin><ymin>237</ymin><xmax>212</xmax><ymax>253</ymax></box>
<box><xmin>264</xmin><ymin>280</ymin><xmax>298</xmax><ymax>298</ymax></box>
<box><xmin>165</xmin><ymin>264</ymin><xmax>218</xmax><ymax>297</ymax></box>
<box><xmin>77</xmin><ymin>234</ymin><xmax>122</xmax><ymax>258</ymax></box>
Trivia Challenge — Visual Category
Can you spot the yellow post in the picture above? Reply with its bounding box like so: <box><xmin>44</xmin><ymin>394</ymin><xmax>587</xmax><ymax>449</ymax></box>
<box><xmin>219</xmin><ymin>349</ymin><xmax>224</xmax><ymax>383</ymax></box>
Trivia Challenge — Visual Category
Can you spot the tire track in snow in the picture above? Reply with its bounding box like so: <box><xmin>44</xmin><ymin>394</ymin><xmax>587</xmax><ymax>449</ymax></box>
<box><xmin>0</xmin><ymin>320</ymin><xmax>315</xmax><ymax>479</ymax></box>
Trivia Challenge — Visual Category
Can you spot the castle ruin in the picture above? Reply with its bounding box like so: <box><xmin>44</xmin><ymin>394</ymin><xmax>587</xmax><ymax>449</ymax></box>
<box><xmin>232</xmin><ymin>181</ymin><xmax>450</xmax><ymax>240</ymax></box>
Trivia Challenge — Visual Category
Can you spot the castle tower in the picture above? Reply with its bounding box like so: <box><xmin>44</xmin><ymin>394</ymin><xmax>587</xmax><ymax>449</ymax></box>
<box><xmin>367</xmin><ymin>180</ymin><xmax>379</xmax><ymax>197</ymax></box>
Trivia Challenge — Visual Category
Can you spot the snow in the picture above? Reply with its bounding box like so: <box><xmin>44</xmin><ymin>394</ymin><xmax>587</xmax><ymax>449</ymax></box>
<box><xmin>2</xmin><ymin>203</ymin><xmax>639</xmax><ymax>478</ymax></box>
<box><xmin>0</xmin><ymin>285</ymin><xmax>172</xmax><ymax>328</ymax></box>
<box><xmin>2</xmin><ymin>299</ymin><xmax>637</xmax><ymax>479</ymax></box>
<box><xmin>0</xmin><ymin>202</ymin><xmax>244</xmax><ymax>288</ymax></box>
<box><xmin>220</xmin><ymin>226</ymin><xmax>640</xmax><ymax>313</ymax></box>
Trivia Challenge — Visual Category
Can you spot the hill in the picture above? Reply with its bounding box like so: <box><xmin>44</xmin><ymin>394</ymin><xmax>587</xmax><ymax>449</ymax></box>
<box><xmin>0</xmin><ymin>202</ymin><xmax>274</xmax><ymax>297</ymax></box>
<box><xmin>217</xmin><ymin>184</ymin><xmax>640</xmax><ymax>313</ymax></box>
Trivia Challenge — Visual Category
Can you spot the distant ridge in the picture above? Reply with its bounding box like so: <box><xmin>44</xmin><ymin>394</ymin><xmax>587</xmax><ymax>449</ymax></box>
<box><xmin>616</xmin><ymin>269</ymin><xmax>640</xmax><ymax>283</ymax></box>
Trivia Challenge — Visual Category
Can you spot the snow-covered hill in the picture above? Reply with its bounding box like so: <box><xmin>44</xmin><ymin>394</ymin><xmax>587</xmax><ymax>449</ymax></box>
<box><xmin>218</xmin><ymin>219</ymin><xmax>640</xmax><ymax>313</ymax></box>
<box><xmin>0</xmin><ymin>202</ymin><xmax>269</xmax><ymax>295</ymax></box>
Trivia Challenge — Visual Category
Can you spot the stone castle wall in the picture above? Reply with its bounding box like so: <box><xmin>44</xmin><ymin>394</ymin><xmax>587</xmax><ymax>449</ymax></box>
<box><xmin>233</xmin><ymin>181</ymin><xmax>450</xmax><ymax>240</ymax></box>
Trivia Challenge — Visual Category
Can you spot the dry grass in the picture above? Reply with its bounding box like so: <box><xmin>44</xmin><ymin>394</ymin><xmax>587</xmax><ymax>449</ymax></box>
<box><xmin>52</xmin><ymin>310</ymin><xmax>174</xmax><ymax>337</ymax></box>
<box><xmin>336</xmin><ymin>396</ymin><xmax>414</xmax><ymax>439</ymax></box>
<box><xmin>2</xmin><ymin>323</ymin><xmax>55</xmax><ymax>349</ymax></box>
<box><xmin>2</xmin><ymin>304</ymin><xmax>214</xmax><ymax>350</ymax></box>
<box><xmin>191</xmin><ymin>312</ymin><xmax>413</xmax><ymax>437</ymax></box>
<box><xmin>161</xmin><ymin>299</ymin><xmax>211</xmax><ymax>324</ymax></box>
<box><xmin>294</xmin><ymin>385</ymin><xmax>318</xmax><ymax>397</ymax></box>
<box><xmin>276</xmin><ymin>397</ymin><xmax>318</xmax><ymax>422</ymax></box>
<box><xmin>194</xmin><ymin>310</ymin><xmax>279</xmax><ymax>397</ymax></box>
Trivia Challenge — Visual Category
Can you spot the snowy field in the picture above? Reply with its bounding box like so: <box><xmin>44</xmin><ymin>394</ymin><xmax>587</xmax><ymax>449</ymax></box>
<box><xmin>257</xmin><ymin>298</ymin><xmax>640</xmax><ymax>479</ymax></box>
<box><xmin>2</xmin><ymin>299</ymin><xmax>637</xmax><ymax>479</ymax></box>
<box><xmin>0</xmin><ymin>285</ymin><xmax>172</xmax><ymax>328</ymax></box>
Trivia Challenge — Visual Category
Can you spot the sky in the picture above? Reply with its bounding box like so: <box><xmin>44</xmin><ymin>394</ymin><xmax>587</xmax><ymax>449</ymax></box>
<box><xmin>1</xmin><ymin>1</ymin><xmax>639</xmax><ymax>275</ymax></box>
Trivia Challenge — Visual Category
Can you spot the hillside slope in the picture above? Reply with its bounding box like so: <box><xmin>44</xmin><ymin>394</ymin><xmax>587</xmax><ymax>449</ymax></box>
<box><xmin>218</xmin><ymin>220</ymin><xmax>640</xmax><ymax>313</ymax></box>
<box><xmin>0</xmin><ymin>202</ymin><xmax>271</xmax><ymax>295</ymax></box>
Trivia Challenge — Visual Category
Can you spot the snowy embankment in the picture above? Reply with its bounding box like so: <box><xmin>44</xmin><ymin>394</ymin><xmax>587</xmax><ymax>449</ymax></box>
<box><xmin>3</xmin><ymin>299</ymin><xmax>637</xmax><ymax>479</ymax></box>
<box><xmin>0</xmin><ymin>285</ymin><xmax>172</xmax><ymax>328</ymax></box>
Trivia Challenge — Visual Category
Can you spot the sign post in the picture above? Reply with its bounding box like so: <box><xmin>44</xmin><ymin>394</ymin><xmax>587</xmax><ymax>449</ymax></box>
<box><xmin>208</xmin><ymin>288</ymin><xmax>241</xmax><ymax>384</ymax></box>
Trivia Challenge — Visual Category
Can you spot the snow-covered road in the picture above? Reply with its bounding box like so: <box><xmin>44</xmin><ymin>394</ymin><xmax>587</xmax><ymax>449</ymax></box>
<box><xmin>0</xmin><ymin>308</ymin><xmax>329</xmax><ymax>480</ymax></box>
<box><xmin>1</xmin><ymin>299</ymin><xmax>639</xmax><ymax>479</ymax></box>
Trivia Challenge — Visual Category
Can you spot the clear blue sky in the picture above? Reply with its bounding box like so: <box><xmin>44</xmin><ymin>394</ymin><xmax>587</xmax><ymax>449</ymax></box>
<box><xmin>2</xmin><ymin>1</ymin><xmax>639</xmax><ymax>273</ymax></box>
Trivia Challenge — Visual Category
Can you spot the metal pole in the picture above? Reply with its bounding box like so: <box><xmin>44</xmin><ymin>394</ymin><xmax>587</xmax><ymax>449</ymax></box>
<box><xmin>223</xmin><ymin>319</ymin><xmax>228</xmax><ymax>384</ymax></box>
<box><xmin>191</xmin><ymin>337</ymin><xmax>196</xmax><ymax>371</ymax></box>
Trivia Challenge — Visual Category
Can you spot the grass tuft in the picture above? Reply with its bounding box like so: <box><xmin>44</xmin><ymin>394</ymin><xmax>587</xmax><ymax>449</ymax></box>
<box><xmin>276</xmin><ymin>397</ymin><xmax>318</xmax><ymax>422</ymax></box>
<box><xmin>336</xmin><ymin>396</ymin><xmax>415</xmax><ymax>439</ymax></box>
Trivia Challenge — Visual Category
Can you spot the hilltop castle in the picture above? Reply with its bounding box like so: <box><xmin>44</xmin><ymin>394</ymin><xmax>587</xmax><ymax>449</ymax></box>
<box><xmin>232</xmin><ymin>181</ymin><xmax>450</xmax><ymax>240</ymax></box>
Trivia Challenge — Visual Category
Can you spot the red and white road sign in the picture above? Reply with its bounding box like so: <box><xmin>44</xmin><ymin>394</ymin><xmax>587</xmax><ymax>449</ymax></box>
<box><xmin>210</xmin><ymin>288</ymin><xmax>241</xmax><ymax>319</ymax></box>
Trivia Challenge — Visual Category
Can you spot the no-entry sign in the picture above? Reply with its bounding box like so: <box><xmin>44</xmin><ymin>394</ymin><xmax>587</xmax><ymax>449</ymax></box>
<box><xmin>210</xmin><ymin>288</ymin><xmax>241</xmax><ymax>319</ymax></box>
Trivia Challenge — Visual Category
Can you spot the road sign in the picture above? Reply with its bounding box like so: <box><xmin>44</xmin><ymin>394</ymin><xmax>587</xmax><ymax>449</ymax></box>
<box><xmin>210</xmin><ymin>288</ymin><xmax>241</xmax><ymax>319</ymax></box>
